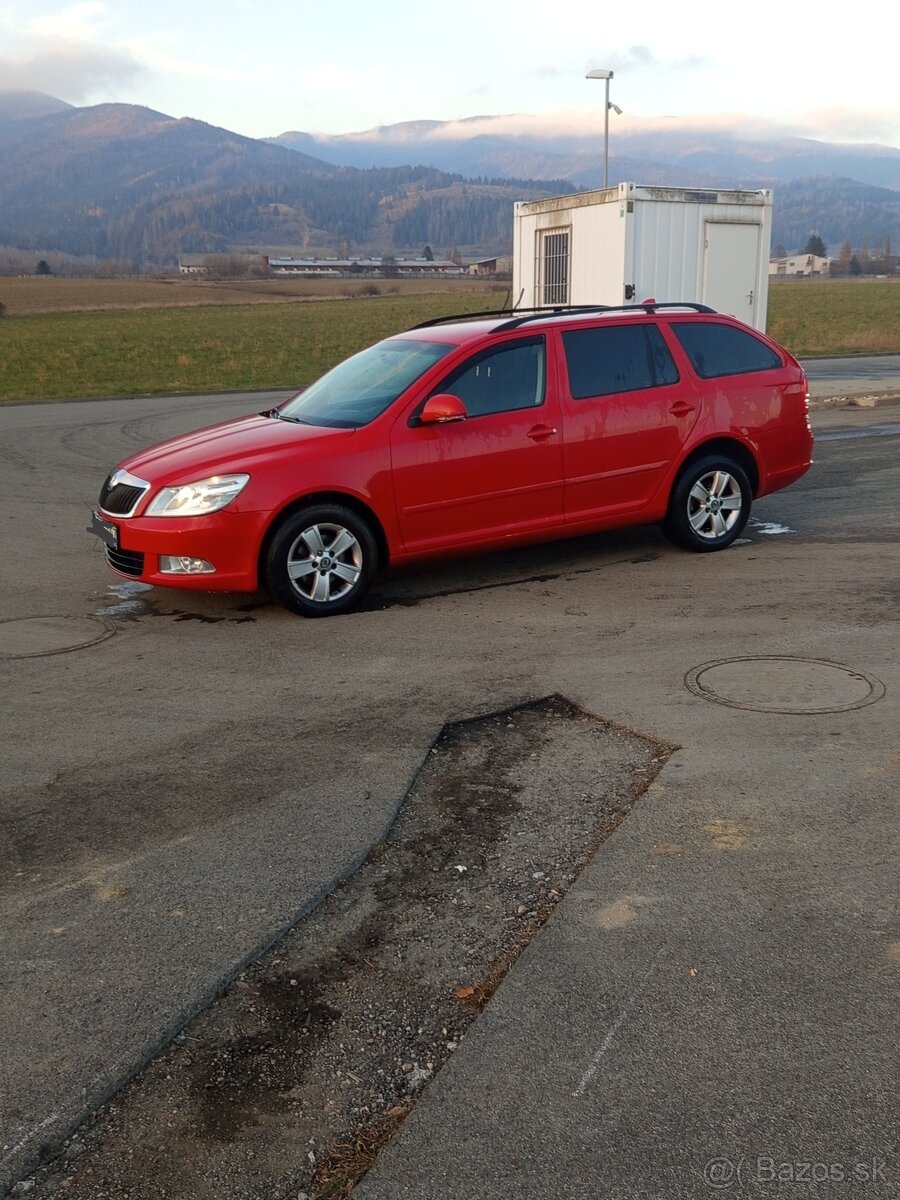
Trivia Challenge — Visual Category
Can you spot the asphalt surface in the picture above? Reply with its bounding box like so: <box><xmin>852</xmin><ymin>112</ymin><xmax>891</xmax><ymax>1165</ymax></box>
<box><xmin>803</xmin><ymin>353</ymin><xmax>900</xmax><ymax>394</ymax></box>
<box><xmin>1</xmin><ymin>384</ymin><xmax>898</xmax><ymax>1196</ymax></box>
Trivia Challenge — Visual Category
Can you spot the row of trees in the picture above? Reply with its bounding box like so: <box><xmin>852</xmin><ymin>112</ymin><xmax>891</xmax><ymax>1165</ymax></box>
<box><xmin>773</xmin><ymin>235</ymin><xmax>896</xmax><ymax>275</ymax></box>
<box><xmin>831</xmin><ymin>237</ymin><xmax>894</xmax><ymax>275</ymax></box>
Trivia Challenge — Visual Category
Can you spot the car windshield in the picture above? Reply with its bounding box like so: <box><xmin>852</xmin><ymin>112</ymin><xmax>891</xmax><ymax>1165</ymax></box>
<box><xmin>278</xmin><ymin>338</ymin><xmax>456</xmax><ymax>428</ymax></box>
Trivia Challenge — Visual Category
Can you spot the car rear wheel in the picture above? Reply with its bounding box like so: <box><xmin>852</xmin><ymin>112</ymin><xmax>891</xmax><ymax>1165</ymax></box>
<box><xmin>265</xmin><ymin>504</ymin><xmax>378</xmax><ymax>616</ymax></box>
<box><xmin>663</xmin><ymin>456</ymin><xmax>751</xmax><ymax>552</ymax></box>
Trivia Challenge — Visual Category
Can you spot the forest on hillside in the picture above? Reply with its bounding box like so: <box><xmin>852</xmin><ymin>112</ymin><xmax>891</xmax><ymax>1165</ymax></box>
<box><xmin>0</xmin><ymin>140</ymin><xmax>572</xmax><ymax>264</ymax></box>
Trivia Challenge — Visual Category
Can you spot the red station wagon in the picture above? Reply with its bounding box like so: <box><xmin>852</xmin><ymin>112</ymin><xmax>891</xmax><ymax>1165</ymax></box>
<box><xmin>89</xmin><ymin>302</ymin><xmax>813</xmax><ymax>617</ymax></box>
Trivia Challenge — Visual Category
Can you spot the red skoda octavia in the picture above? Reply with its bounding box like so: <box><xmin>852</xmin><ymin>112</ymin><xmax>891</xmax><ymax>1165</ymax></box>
<box><xmin>89</xmin><ymin>302</ymin><xmax>813</xmax><ymax>617</ymax></box>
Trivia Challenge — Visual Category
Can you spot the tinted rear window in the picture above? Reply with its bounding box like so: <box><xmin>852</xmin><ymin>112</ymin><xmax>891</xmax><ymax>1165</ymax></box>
<box><xmin>671</xmin><ymin>323</ymin><xmax>781</xmax><ymax>379</ymax></box>
<box><xmin>562</xmin><ymin>324</ymin><xmax>679</xmax><ymax>399</ymax></box>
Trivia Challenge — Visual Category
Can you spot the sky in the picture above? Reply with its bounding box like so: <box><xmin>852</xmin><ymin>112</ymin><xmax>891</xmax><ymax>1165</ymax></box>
<box><xmin>1</xmin><ymin>0</ymin><xmax>899</xmax><ymax>148</ymax></box>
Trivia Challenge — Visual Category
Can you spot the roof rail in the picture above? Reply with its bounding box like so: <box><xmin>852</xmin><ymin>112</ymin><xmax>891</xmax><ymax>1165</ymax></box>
<box><xmin>411</xmin><ymin>300</ymin><xmax>718</xmax><ymax>334</ymax></box>
<box><xmin>492</xmin><ymin>300</ymin><xmax>717</xmax><ymax>332</ymax></box>
<box><xmin>636</xmin><ymin>301</ymin><xmax>717</xmax><ymax>314</ymax></box>
<box><xmin>411</xmin><ymin>304</ymin><xmax>607</xmax><ymax>330</ymax></box>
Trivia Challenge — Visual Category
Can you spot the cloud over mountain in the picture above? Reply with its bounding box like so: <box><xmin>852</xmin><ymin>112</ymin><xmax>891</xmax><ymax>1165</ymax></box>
<box><xmin>0</xmin><ymin>38</ymin><xmax>144</xmax><ymax>99</ymax></box>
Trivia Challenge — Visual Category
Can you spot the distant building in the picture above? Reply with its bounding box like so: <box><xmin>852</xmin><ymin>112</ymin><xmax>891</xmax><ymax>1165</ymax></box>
<box><xmin>468</xmin><ymin>256</ymin><xmax>513</xmax><ymax>276</ymax></box>
<box><xmin>268</xmin><ymin>258</ymin><xmax>345</xmax><ymax>276</ymax></box>
<box><xmin>178</xmin><ymin>254</ymin><xmax>209</xmax><ymax>275</ymax></box>
<box><xmin>178</xmin><ymin>253</ymin><xmax>268</xmax><ymax>275</ymax></box>
<box><xmin>393</xmin><ymin>257</ymin><xmax>463</xmax><ymax>276</ymax></box>
<box><xmin>769</xmin><ymin>254</ymin><xmax>831</xmax><ymax>277</ymax></box>
<box><xmin>179</xmin><ymin>253</ymin><xmax>470</xmax><ymax>277</ymax></box>
<box><xmin>268</xmin><ymin>256</ymin><xmax>463</xmax><ymax>276</ymax></box>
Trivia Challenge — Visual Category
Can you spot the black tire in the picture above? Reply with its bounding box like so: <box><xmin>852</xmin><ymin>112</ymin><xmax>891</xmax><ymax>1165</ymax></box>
<box><xmin>663</xmin><ymin>455</ymin><xmax>752</xmax><ymax>552</ymax></box>
<box><xmin>265</xmin><ymin>504</ymin><xmax>378</xmax><ymax>616</ymax></box>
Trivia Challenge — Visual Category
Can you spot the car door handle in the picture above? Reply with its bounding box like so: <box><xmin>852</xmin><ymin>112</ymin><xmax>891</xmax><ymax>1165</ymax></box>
<box><xmin>669</xmin><ymin>401</ymin><xmax>695</xmax><ymax>417</ymax></box>
<box><xmin>527</xmin><ymin>424</ymin><xmax>558</xmax><ymax>440</ymax></box>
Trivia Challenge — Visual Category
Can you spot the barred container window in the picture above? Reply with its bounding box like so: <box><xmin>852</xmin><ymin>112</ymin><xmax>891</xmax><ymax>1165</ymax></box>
<box><xmin>538</xmin><ymin>228</ymin><xmax>570</xmax><ymax>306</ymax></box>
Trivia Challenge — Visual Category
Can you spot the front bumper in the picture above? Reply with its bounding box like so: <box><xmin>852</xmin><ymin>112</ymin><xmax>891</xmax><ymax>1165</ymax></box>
<box><xmin>89</xmin><ymin>508</ymin><xmax>267</xmax><ymax>592</ymax></box>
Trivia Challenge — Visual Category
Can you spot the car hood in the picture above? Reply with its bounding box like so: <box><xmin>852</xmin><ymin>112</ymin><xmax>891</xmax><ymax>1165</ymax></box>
<box><xmin>120</xmin><ymin>413</ymin><xmax>357</xmax><ymax>483</ymax></box>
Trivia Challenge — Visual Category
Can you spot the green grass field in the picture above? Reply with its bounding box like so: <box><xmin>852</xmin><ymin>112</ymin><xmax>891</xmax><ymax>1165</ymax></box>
<box><xmin>1</xmin><ymin>278</ymin><xmax>898</xmax><ymax>403</ymax></box>
<box><xmin>0</xmin><ymin>291</ymin><xmax>508</xmax><ymax>402</ymax></box>
<box><xmin>767</xmin><ymin>278</ymin><xmax>900</xmax><ymax>357</ymax></box>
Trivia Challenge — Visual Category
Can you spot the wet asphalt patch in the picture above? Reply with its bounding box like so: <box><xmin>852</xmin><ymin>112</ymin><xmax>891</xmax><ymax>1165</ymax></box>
<box><xmin>359</xmin><ymin>552</ymin><xmax>661</xmax><ymax>612</ymax></box>
<box><xmin>22</xmin><ymin>696</ymin><xmax>674</xmax><ymax>1200</ymax></box>
<box><xmin>81</xmin><ymin>541</ymin><xmax>664</xmax><ymax>626</ymax></box>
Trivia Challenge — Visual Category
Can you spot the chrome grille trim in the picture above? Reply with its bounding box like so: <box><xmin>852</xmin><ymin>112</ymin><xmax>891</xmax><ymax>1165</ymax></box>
<box><xmin>99</xmin><ymin>469</ymin><xmax>151</xmax><ymax>517</ymax></box>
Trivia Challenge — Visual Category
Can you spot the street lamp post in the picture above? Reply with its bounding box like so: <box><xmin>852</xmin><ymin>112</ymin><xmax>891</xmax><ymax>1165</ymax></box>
<box><xmin>586</xmin><ymin>68</ymin><xmax>615</xmax><ymax>188</ymax></box>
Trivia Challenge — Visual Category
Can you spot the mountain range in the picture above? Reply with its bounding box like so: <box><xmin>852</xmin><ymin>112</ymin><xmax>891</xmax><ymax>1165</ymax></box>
<box><xmin>271</xmin><ymin>116</ymin><xmax>900</xmax><ymax>192</ymax></box>
<box><xmin>1</xmin><ymin>90</ymin><xmax>899</xmax><ymax>266</ymax></box>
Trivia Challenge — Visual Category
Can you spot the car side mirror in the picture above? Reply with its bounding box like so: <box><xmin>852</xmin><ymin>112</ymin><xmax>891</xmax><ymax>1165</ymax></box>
<box><xmin>419</xmin><ymin>394</ymin><xmax>467</xmax><ymax>425</ymax></box>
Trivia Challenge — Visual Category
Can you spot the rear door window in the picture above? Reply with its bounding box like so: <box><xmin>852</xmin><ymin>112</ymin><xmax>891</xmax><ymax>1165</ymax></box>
<box><xmin>670</xmin><ymin>322</ymin><xmax>782</xmax><ymax>378</ymax></box>
<box><xmin>562</xmin><ymin>324</ymin><xmax>679</xmax><ymax>399</ymax></box>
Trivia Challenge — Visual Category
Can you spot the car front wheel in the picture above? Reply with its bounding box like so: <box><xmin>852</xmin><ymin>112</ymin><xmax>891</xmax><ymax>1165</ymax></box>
<box><xmin>663</xmin><ymin>456</ymin><xmax>751</xmax><ymax>552</ymax></box>
<box><xmin>265</xmin><ymin>504</ymin><xmax>378</xmax><ymax>616</ymax></box>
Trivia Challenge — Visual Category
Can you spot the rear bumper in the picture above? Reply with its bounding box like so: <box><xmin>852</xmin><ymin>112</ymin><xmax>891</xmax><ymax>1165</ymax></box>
<box><xmin>758</xmin><ymin>456</ymin><xmax>813</xmax><ymax>497</ymax></box>
<box><xmin>755</xmin><ymin>422</ymin><xmax>814</xmax><ymax>497</ymax></box>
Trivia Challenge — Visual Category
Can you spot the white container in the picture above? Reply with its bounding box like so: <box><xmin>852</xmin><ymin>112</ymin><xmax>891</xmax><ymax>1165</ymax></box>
<box><xmin>513</xmin><ymin>182</ymin><xmax>773</xmax><ymax>330</ymax></box>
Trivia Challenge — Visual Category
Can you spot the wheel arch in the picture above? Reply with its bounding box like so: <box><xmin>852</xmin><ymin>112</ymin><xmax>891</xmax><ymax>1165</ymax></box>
<box><xmin>257</xmin><ymin>491</ymin><xmax>390</xmax><ymax>586</ymax></box>
<box><xmin>672</xmin><ymin>437</ymin><xmax>760</xmax><ymax>500</ymax></box>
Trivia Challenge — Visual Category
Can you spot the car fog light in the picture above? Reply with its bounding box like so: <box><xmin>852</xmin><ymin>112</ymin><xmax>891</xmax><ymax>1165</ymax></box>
<box><xmin>159</xmin><ymin>556</ymin><xmax>215</xmax><ymax>575</ymax></box>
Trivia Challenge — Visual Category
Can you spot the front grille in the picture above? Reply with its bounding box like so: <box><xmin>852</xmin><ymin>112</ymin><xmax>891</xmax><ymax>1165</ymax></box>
<box><xmin>99</xmin><ymin>479</ymin><xmax>148</xmax><ymax>516</ymax></box>
<box><xmin>105</xmin><ymin>546</ymin><xmax>145</xmax><ymax>577</ymax></box>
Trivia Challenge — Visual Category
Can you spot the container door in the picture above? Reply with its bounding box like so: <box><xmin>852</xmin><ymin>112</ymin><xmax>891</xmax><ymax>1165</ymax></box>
<box><xmin>702</xmin><ymin>222</ymin><xmax>760</xmax><ymax>324</ymax></box>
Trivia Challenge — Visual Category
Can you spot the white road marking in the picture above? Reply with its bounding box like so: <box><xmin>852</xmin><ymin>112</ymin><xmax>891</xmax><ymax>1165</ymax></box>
<box><xmin>748</xmin><ymin>519</ymin><xmax>796</xmax><ymax>536</ymax></box>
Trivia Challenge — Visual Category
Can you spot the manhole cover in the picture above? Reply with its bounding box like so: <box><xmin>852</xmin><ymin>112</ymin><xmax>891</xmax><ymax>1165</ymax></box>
<box><xmin>685</xmin><ymin>656</ymin><xmax>885</xmax><ymax>715</ymax></box>
<box><xmin>0</xmin><ymin>615</ymin><xmax>117</xmax><ymax>660</ymax></box>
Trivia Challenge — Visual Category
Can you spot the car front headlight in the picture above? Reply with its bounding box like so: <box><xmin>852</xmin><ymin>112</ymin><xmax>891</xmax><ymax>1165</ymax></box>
<box><xmin>145</xmin><ymin>474</ymin><xmax>250</xmax><ymax>517</ymax></box>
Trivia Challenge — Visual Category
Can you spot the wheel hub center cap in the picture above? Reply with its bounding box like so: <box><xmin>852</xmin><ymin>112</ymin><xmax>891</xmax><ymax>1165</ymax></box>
<box><xmin>318</xmin><ymin>554</ymin><xmax>333</xmax><ymax>571</ymax></box>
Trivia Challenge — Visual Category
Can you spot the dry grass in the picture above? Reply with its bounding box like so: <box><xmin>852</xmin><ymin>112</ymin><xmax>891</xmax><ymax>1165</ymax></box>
<box><xmin>0</xmin><ymin>275</ymin><xmax>503</xmax><ymax>317</ymax></box>
<box><xmin>311</xmin><ymin>1107</ymin><xmax>410</xmax><ymax>1199</ymax></box>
